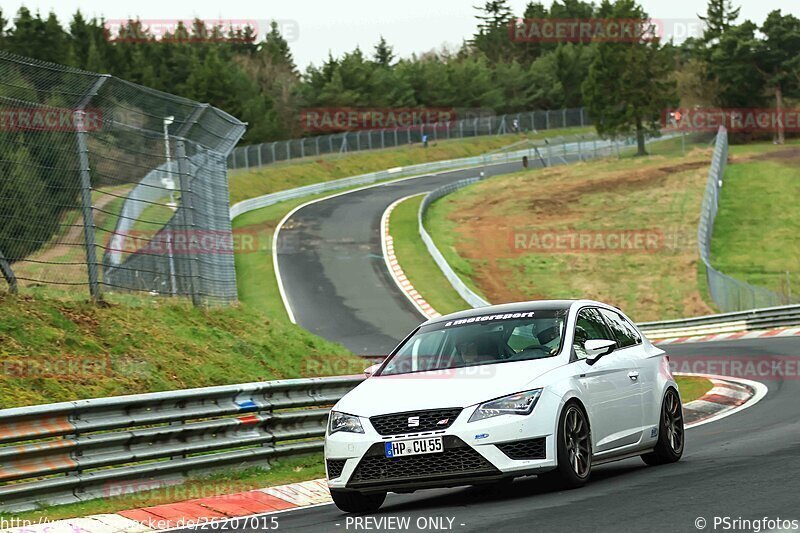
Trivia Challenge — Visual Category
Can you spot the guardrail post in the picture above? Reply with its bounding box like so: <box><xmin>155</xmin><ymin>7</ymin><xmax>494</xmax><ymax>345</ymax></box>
<box><xmin>176</xmin><ymin>140</ymin><xmax>202</xmax><ymax>307</ymax></box>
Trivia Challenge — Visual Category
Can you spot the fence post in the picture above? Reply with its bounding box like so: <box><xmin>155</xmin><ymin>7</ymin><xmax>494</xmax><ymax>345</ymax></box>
<box><xmin>176</xmin><ymin>139</ymin><xmax>202</xmax><ymax>307</ymax></box>
<box><xmin>0</xmin><ymin>248</ymin><xmax>17</xmax><ymax>294</ymax></box>
<box><xmin>74</xmin><ymin>75</ymin><xmax>109</xmax><ymax>302</ymax></box>
<box><xmin>315</xmin><ymin>137</ymin><xmax>320</xmax><ymax>156</ymax></box>
<box><xmin>580</xmin><ymin>108</ymin><xmax>585</xmax><ymax>127</ymax></box>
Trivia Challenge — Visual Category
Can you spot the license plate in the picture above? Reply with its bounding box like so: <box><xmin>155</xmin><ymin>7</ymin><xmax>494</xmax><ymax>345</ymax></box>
<box><xmin>384</xmin><ymin>436</ymin><xmax>444</xmax><ymax>458</ymax></box>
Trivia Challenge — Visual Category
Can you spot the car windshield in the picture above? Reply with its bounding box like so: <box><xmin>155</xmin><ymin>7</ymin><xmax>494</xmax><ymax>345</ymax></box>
<box><xmin>379</xmin><ymin>310</ymin><xmax>567</xmax><ymax>376</ymax></box>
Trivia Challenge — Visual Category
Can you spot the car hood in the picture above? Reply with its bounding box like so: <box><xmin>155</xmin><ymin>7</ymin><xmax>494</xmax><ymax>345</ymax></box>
<box><xmin>334</xmin><ymin>358</ymin><xmax>565</xmax><ymax>417</ymax></box>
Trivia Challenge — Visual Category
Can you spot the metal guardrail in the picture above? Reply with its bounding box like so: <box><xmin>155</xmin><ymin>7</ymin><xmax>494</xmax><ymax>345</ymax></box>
<box><xmin>228</xmin><ymin>133</ymin><xmax>620</xmax><ymax>221</ymax></box>
<box><xmin>638</xmin><ymin>304</ymin><xmax>800</xmax><ymax>338</ymax></box>
<box><xmin>416</xmin><ymin>133</ymin><xmax>650</xmax><ymax>313</ymax></box>
<box><xmin>5</xmin><ymin>304</ymin><xmax>799</xmax><ymax>512</ymax></box>
<box><xmin>419</xmin><ymin>177</ymin><xmax>491</xmax><ymax>309</ymax></box>
<box><xmin>0</xmin><ymin>376</ymin><xmax>363</xmax><ymax>512</ymax></box>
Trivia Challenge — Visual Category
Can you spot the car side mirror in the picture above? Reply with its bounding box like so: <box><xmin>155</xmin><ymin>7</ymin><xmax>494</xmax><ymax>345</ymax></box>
<box><xmin>584</xmin><ymin>339</ymin><xmax>616</xmax><ymax>365</ymax></box>
<box><xmin>364</xmin><ymin>363</ymin><xmax>381</xmax><ymax>377</ymax></box>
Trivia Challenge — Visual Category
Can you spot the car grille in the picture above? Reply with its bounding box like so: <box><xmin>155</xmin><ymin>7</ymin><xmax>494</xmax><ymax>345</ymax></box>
<box><xmin>495</xmin><ymin>437</ymin><xmax>546</xmax><ymax>460</ymax></box>
<box><xmin>349</xmin><ymin>436</ymin><xmax>498</xmax><ymax>486</ymax></box>
<box><xmin>327</xmin><ymin>459</ymin><xmax>347</xmax><ymax>479</ymax></box>
<box><xmin>369</xmin><ymin>408</ymin><xmax>462</xmax><ymax>435</ymax></box>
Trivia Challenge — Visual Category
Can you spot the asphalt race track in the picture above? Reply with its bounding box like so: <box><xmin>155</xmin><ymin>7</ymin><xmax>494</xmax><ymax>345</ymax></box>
<box><xmin>199</xmin><ymin>154</ymin><xmax>800</xmax><ymax>532</ymax></box>
<box><xmin>275</xmin><ymin>160</ymin><xmax>526</xmax><ymax>355</ymax></box>
<box><xmin>175</xmin><ymin>336</ymin><xmax>800</xmax><ymax>532</ymax></box>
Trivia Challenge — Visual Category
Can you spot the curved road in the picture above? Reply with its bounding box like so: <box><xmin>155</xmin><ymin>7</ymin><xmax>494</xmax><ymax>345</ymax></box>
<box><xmin>177</xmin><ymin>336</ymin><xmax>799</xmax><ymax>532</ymax></box>
<box><xmin>203</xmin><ymin>150</ymin><xmax>800</xmax><ymax>531</ymax></box>
<box><xmin>275</xmin><ymin>160</ymin><xmax>526</xmax><ymax>355</ymax></box>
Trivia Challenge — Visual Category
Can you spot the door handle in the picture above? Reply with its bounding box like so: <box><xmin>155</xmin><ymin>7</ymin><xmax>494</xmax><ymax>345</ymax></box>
<box><xmin>627</xmin><ymin>371</ymin><xmax>639</xmax><ymax>381</ymax></box>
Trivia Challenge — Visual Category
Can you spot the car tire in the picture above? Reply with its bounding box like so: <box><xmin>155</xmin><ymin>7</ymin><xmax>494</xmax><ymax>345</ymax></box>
<box><xmin>541</xmin><ymin>401</ymin><xmax>592</xmax><ymax>489</ymax></box>
<box><xmin>642</xmin><ymin>387</ymin><xmax>684</xmax><ymax>466</ymax></box>
<box><xmin>330</xmin><ymin>489</ymin><xmax>386</xmax><ymax>513</ymax></box>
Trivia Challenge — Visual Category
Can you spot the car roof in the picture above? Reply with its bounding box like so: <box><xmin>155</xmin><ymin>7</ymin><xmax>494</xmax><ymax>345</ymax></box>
<box><xmin>423</xmin><ymin>299</ymin><xmax>579</xmax><ymax>326</ymax></box>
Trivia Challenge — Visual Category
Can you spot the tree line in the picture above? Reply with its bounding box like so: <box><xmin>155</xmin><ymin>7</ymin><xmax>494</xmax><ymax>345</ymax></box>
<box><xmin>0</xmin><ymin>0</ymin><xmax>798</xmax><ymax>148</ymax></box>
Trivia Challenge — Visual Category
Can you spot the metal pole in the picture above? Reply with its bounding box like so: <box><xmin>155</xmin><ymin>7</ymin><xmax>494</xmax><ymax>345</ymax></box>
<box><xmin>176</xmin><ymin>139</ymin><xmax>201</xmax><ymax>307</ymax></box>
<box><xmin>74</xmin><ymin>75</ymin><xmax>109</xmax><ymax>302</ymax></box>
<box><xmin>0</xmin><ymin>248</ymin><xmax>17</xmax><ymax>294</ymax></box>
<box><xmin>271</xmin><ymin>142</ymin><xmax>277</xmax><ymax>163</ymax></box>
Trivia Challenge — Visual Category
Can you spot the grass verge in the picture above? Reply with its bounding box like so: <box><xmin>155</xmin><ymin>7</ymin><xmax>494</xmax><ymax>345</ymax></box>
<box><xmin>416</xmin><ymin>138</ymin><xmax>800</xmax><ymax>322</ymax></box>
<box><xmin>675</xmin><ymin>375</ymin><xmax>714</xmax><ymax>403</ymax></box>
<box><xmin>710</xmin><ymin>150</ymin><xmax>800</xmax><ymax>296</ymax></box>
<box><xmin>0</xmin><ymin>293</ymin><xmax>357</xmax><ymax>408</ymax></box>
<box><xmin>228</xmin><ymin>127</ymin><xmax>592</xmax><ymax>204</ymax></box>
<box><xmin>5</xmin><ymin>454</ymin><xmax>324</xmax><ymax>523</ymax></box>
<box><xmin>388</xmin><ymin>194</ymin><xmax>470</xmax><ymax>315</ymax></box>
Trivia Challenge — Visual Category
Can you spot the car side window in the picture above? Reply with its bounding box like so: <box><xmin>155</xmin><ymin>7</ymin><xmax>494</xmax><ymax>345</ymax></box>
<box><xmin>599</xmin><ymin>308</ymin><xmax>640</xmax><ymax>348</ymax></box>
<box><xmin>573</xmin><ymin>308</ymin><xmax>609</xmax><ymax>360</ymax></box>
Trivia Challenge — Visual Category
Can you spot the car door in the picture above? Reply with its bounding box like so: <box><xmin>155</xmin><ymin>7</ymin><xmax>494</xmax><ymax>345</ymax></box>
<box><xmin>598</xmin><ymin>308</ymin><xmax>648</xmax><ymax>439</ymax></box>
<box><xmin>573</xmin><ymin>307</ymin><xmax>643</xmax><ymax>454</ymax></box>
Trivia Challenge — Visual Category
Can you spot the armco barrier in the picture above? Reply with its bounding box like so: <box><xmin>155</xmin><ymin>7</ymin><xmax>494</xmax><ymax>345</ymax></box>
<box><xmin>638</xmin><ymin>304</ymin><xmax>800</xmax><ymax>339</ymax></box>
<box><xmin>416</xmin><ymin>133</ymin><xmax>653</xmax><ymax>311</ymax></box>
<box><xmin>0</xmin><ymin>376</ymin><xmax>362</xmax><ymax>512</ymax></box>
<box><xmin>229</xmin><ymin>133</ymin><xmax>624</xmax><ymax>221</ymax></box>
<box><xmin>3</xmin><ymin>305</ymin><xmax>799</xmax><ymax>511</ymax></box>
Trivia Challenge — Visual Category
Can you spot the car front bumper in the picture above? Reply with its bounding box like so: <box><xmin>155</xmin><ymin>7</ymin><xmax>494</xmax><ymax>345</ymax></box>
<box><xmin>324</xmin><ymin>391</ymin><xmax>561</xmax><ymax>493</ymax></box>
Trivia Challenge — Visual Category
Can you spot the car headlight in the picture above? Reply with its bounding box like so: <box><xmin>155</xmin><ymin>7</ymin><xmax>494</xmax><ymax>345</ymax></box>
<box><xmin>328</xmin><ymin>411</ymin><xmax>364</xmax><ymax>434</ymax></box>
<box><xmin>468</xmin><ymin>389</ymin><xmax>542</xmax><ymax>423</ymax></box>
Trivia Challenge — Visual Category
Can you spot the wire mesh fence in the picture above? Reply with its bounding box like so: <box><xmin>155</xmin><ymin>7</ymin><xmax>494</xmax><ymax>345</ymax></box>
<box><xmin>699</xmin><ymin>127</ymin><xmax>798</xmax><ymax>312</ymax></box>
<box><xmin>227</xmin><ymin>107</ymin><xmax>590</xmax><ymax>170</ymax></box>
<box><xmin>0</xmin><ymin>51</ymin><xmax>245</xmax><ymax>305</ymax></box>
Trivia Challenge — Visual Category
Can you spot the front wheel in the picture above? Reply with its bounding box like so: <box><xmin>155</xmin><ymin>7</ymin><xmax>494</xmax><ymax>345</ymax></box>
<box><xmin>330</xmin><ymin>489</ymin><xmax>386</xmax><ymax>513</ymax></box>
<box><xmin>642</xmin><ymin>387</ymin><xmax>684</xmax><ymax>466</ymax></box>
<box><xmin>541</xmin><ymin>402</ymin><xmax>592</xmax><ymax>489</ymax></box>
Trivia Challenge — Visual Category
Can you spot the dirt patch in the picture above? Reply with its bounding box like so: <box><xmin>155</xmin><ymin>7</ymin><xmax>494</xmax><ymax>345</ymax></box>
<box><xmin>744</xmin><ymin>146</ymin><xmax>800</xmax><ymax>164</ymax></box>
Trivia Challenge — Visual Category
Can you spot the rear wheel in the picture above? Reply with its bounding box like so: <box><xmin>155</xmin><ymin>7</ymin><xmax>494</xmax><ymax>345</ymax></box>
<box><xmin>330</xmin><ymin>489</ymin><xmax>386</xmax><ymax>513</ymax></box>
<box><xmin>541</xmin><ymin>402</ymin><xmax>592</xmax><ymax>489</ymax></box>
<box><xmin>642</xmin><ymin>388</ymin><xmax>684</xmax><ymax>466</ymax></box>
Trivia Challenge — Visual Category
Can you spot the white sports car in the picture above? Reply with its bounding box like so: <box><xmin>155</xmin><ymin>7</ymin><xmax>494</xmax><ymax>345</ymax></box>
<box><xmin>324</xmin><ymin>300</ymin><xmax>684</xmax><ymax>513</ymax></box>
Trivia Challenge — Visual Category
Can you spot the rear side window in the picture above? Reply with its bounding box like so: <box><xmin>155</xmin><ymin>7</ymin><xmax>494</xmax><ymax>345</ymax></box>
<box><xmin>599</xmin><ymin>309</ymin><xmax>641</xmax><ymax>348</ymax></box>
